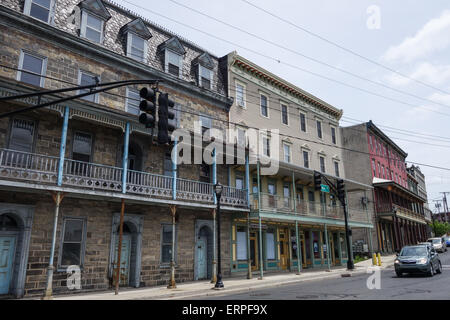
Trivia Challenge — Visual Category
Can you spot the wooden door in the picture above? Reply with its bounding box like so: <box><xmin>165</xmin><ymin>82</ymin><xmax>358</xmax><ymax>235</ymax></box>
<box><xmin>114</xmin><ymin>235</ymin><xmax>131</xmax><ymax>286</ymax></box>
<box><xmin>279</xmin><ymin>229</ymin><xmax>289</xmax><ymax>270</ymax></box>
<box><xmin>196</xmin><ymin>238</ymin><xmax>207</xmax><ymax>279</ymax></box>
<box><xmin>0</xmin><ymin>236</ymin><xmax>16</xmax><ymax>295</ymax></box>
<box><xmin>249</xmin><ymin>232</ymin><xmax>258</xmax><ymax>271</ymax></box>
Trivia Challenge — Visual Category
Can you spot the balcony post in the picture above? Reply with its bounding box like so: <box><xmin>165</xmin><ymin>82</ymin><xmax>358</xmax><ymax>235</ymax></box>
<box><xmin>42</xmin><ymin>191</ymin><xmax>64</xmax><ymax>300</ymax></box>
<box><xmin>172</xmin><ymin>138</ymin><xmax>178</xmax><ymax>200</ymax></box>
<box><xmin>295</xmin><ymin>220</ymin><xmax>301</xmax><ymax>274</ymax></box>
<box><xmin>364</xmin><ymin>189</ymin><xmax>374</xmax><ymax>256</ymax></box>
<box><xmin>245</xmin><ymin>154</ymin><xmax>250</xmax><ymax>207</ymax></box>
<box><xmin>121</xmin><ymin>122</ymin><xmax>130</xmax><ymax>194</ymax></box>
<box><xmin>168</xmin><ymin>205</ymin><xmax>177</xmax><ymax>289</ymax></box>
<box><xmin>292</xmin><ymin>171</ymin><xmax>296</xmax><ymax>214</ymax></box>
<box><xmin>57</xmin><ymin>106</ymin><xmax>69</xmax><ymax>186</ymax></box>
<box><xmin>257</xmin><ymin>160</ymin><xmax>263</xmax><ymax>280</ymax></box>
<box><xmin>324</xmin><ymin>224</ymin><xmax>330</xmax><ymax>271</ymax></box>
<box><xmin>213</xmin><ymin>148</ymin><xmax>217</xmax><ymax>204</ymax></box>
<box><xmin>246</xmin><ymin>211</ymin><xmax>252</xmax><ymax>279</ymax></box>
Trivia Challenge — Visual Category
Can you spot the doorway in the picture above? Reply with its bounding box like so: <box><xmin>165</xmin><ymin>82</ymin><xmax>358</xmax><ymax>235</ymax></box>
<box><xmin>328</xmin><ymin>232</ymin><xmax>336</xmax><ymax>266</ymax></box>
<box><xmin>195</xmin><ymin>225</ymin><xmax>213</xmax><ymax>280</ymax></box>
<box><xmin>299</xmin><ymin>232</ymin><xmax>307</xmax><ymax>268</ymax></box>
<box><xmin>113</xmin><ymin>232</ymin><xmax>131</xmax><ymax>286</ymax></box>
<box><xmin>249</xmin><ymin>231</ymin><xmax>258</xmax><ymax>271</ymax></box>
<box><xmin>279</xmin><ymin>228</ymin><xmax>289</xmax><ymax>270</ymax></box>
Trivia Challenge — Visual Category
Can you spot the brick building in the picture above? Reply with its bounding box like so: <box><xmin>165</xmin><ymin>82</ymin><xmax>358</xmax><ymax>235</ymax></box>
<box><xmin>341</xmin><ymin>121</ymin><xmax>428</xmax><ymax>253</ymax></box>
<box><xmin>0</xmin><ymin>0</ymin><xmax>250</xmax><ymax>298</ymax></box>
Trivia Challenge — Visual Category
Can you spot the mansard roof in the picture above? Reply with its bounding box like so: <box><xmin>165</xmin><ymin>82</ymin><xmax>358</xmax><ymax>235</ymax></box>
<box><xmin>79</xmin><ymin>0</ymin><xmax>112</xmax><ymax>21</ymax></box>
<box><xmin>119</xmin><ymin>18</ymin><xmax>152</xmax><ymax>40</ymax></box>
<box><xmin>158</xmin><ymin>36</ymin><xmax>186</xmax><ymax>55</ymax></box>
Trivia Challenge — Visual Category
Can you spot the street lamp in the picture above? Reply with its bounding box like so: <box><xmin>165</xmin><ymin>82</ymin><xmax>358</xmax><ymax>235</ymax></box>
<box><xmin>214</xmin><ymin>183</ymin><xmax>224</xmax><ymax>289</ymax></box>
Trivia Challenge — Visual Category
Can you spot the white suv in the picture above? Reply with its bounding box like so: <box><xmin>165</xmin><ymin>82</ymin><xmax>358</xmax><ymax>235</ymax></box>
<box><xmin>427</xmin><ymin>238</ymin><xmax>447</xmax><ymax>253</ymax></box>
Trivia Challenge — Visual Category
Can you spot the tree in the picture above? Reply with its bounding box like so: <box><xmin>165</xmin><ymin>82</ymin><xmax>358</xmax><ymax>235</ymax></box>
<box><xmin>429</xmin><ymin>221</ymin><xmax>450</xmax><ymax>237</ymax></box>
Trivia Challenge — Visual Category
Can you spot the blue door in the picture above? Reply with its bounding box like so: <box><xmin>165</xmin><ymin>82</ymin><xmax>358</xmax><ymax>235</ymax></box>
<box><xmin>114</xmin><ymin>235</ymin><xmax>131</xmax><ymax>286</ymax></box>
<box><xmin>0</xmin><ymin>236</ymin><xmax>16</xmax><ymax>295</ymax></box>
<box><xmin>196</xmin><ymin>238</ymin><xmax>207</xmax><ymax>279</ymax></box>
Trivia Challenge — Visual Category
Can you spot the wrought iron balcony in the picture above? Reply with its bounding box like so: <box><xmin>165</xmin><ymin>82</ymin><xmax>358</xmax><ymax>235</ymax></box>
<box><xmin>250</xmin><ymin>192</ymin><xmax>370</xmax><ymax>223</ymax></box>
<box><xmin>0</xmin><ymin>148</ymin><xmax>248</xmax><ymax>208</ymax></box>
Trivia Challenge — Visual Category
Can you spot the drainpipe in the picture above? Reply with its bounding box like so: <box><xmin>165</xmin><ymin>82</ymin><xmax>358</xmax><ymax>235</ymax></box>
<box><xmin>257</xmin><ymin>160</ymin><xmax>263</xmax><ymax>280</ymax></box>
<box><xmin>57</xmin><ymin>106</ymin><xmax>69</xmax><ymax>186</ymax></box>
<box><xmin>42</xmin><ymin>191</ymin><xmax>64</xmax><ymax>300</ymax></box>
<box><xmin>115</xmin><ymin>122</ymin><xmax>130</xmax><ymax>295</ymax></box>
<box><xmin>43</xmin><ymin>107</ymin><xmax>69</xmax><ymax>300</ymax></box>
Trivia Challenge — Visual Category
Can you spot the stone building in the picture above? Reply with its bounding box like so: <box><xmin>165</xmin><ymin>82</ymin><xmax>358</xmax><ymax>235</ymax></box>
<box><xmin>219</xmin><ymin>52</ymin><xmax>373</xmax><ymax>277</ymax></box>
<box><xmin>0</xmin><ymin>0</ymin><xmax>249</xmax><ymax>298</ymax></box>
<box><xmin>341</xmin><ymin>121</ymin><xmax>428</xmax><ymax>254</ymax></box>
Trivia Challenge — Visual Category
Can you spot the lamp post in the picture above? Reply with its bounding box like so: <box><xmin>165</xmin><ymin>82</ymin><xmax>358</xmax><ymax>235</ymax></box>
<box><xmin>214</xmin><ymin>183</ymin><xmax>224</xmax><ymax>289</ymax></box>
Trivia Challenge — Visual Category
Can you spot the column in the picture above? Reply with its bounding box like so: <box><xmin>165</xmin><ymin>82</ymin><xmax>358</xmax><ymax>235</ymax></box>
<box><xmin>211</xmin><ymin>209</ymin><xmax>217</xmax><ymax>283</ymax></box>
<box><xmin>167</xmin><ymin>205</ymin><xmax>177</xmax><ymax>289</ymax></box>
<box><xmin>325</xmin><ymin>224</ymin><xmax>330</xmax><ymax>271</ymax></box>
<box><xmin>295</xmin><ymin>221</ymin><xmax>301</xmax><ymax>274</ymax></box>
<box><xmin>121</xmin><ymin>122</ymin><xmax>130</xmax><ymax>194</ymax></box>
<box><xmin>246</xmin><ymin>212</ymin><xmax>252</xmax><ymax>279</ymax></box>
<box><xmin>257</xmin><ymin>161</ymin><xmax>263</xmax><ymax>280</ymax></box>
<box><xmin>57</xmin><ymin>106</ymin><xmax>69</xmax><ymax>186</ymax></box>
<box><xmin>172</xmin><ymin>137</ymin><xmax>178</xmax><ymax>200</ymax></box>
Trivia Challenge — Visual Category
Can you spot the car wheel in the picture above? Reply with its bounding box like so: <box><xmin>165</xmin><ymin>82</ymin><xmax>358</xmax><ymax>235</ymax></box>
<box><xmin>396</xmin><ymin>271</ymin><xmax>402</xmax><ymax>277</ymax></box>
<box><xmin>428</xmin><ymin>264</ymin><xmax>434</xmax><ymax>277</ymax></box>
<box><xmin>436</xmin><ymin>262</ymin><xmax>442</xmax><ymax>274</ymax></box>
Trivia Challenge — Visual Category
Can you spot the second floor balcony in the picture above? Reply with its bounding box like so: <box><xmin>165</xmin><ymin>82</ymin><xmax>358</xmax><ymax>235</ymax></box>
<box><xmin>249</xmin><ymin>192</ymin><xmax>370</xmax><ymax>224</ymax></box>
<box><xmin>0</xmin><ymin>148</ymin><xmax>248</xmax><ymax>209</ymax></box>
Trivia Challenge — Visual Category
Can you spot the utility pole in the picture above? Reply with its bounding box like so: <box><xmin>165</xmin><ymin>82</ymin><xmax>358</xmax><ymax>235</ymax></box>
<box><xmin>440</xmin><ymin>193</ymin><xmax>450</xmax><ymax>222</ymax></box>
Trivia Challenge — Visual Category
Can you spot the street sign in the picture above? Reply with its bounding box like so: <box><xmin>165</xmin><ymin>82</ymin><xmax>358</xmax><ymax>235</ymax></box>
<box><xmin>320</xmin><ymin>184</ymin><xmax>330</xmax><ymax>193</ymax></box>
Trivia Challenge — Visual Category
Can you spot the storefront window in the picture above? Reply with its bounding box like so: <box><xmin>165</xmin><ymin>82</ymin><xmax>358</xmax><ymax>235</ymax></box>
<box><xmin>290</xmin><ymin>230</ymin><xmax>297</xmax><ymax>259</ymax></box>
<box><xmin>236</xmin><ymin>226</ymin><xmax>247</xmax><ymax>261</ymax></box>
<box><xmin>305</xmin><ymin>231</ymin><xmax>311</xmax><ymax>259</ymax></box>
<box><xmin>313</xmin><ymin>231</ymin><xmax>320</xmax><ymax>259</ymax></box>
<box><xmin>265</xmin><ymin>230</ymin><xmax>275</xmax><ymax>260</ymax></box>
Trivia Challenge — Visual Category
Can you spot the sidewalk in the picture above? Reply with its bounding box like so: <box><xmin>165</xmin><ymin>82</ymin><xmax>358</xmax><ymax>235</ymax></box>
<box><xmin>50</xmin><ymin>255</ymin><xmax>396</xmax><ymax>300</ymax></box>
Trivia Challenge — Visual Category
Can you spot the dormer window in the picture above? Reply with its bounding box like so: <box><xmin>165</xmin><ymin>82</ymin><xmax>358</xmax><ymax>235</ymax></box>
<box><xmin>78</xmin><ymin>0</ymin><xmax>111</xmax><ymax>44</ymax></box>
<box><xmin>128</xmin><ymin>33</ymin><xmax>146</xmax><ymax>61</ymax></box>
<box><xmin>167</xmin><ymin>50</ymin><xmax>182</xmax><ymax>77</ymax></box>
<box><xmin>81</xmin><ymin>12</ymin><xmax>104</xmax><ymax>43</ymax></box>
<box><xmin>199</xmin><ymin>65</ymin><xmax>212</xmax><ymax>89</ymax></box>
<box><xmin>159</xmin><ymin>37</ymin><xmax>186</xmax><ymax>79</ymax></box>
<box><xmin>24</xmin><ymin>0</ymin><xmax>53</xmax><ymax>23</ymax></box>
<box><xmin>121</xmin><ymin>18</ymin><xmax>152</xmax><ymax>63</ymax></box>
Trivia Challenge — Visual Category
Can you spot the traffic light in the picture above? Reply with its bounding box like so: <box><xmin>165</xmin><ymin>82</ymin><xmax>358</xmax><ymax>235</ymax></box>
<box><xmin>337</xmin><ymin>179</ymin><xmax>345</xmax><ymax>202</ymax></box>
<box><xmin>157</xmin><ymin>92</ymin><xmax>176</xmax><ymax>145</ymax></box>
<box><xmin>139</xmin><ymin>87</ymin><xmax>156</xmax><ymax>128</ymax></box>
<box><xmin>313</xmin><ymin>171</ymin><xmax>321</xmax><ymax>191</ymax></box>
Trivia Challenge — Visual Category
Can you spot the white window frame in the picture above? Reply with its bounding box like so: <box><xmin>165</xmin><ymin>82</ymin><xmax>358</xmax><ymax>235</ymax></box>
<box><xmin>235</xmin><ymin>81</ymin><xmax>246</xmax><ymax>108</ymax></box>
<box><xmin>280</xmin><ymin>103</ymin><xmax>289</xmax><ymax>126</ymax></box>
<box><xmin>17</xmin><ymin>50</ymin><xmax>47</xmax><ymax>87</ymax></box>
<box><xmin>24</xmin><ymin>0</ymin><xmax>54</xmax><ymax>24</ymax></box>
<box><xmin>78</xmin><ymin>70</ymin><xmax>100</xmax><ymax>103</ymax></box>
<box><xmin>125</xmin><ymin>88</ymin><xmax>141</xmax><ymax>115</ymax></box>
<box><xmin>80</xmin><ymin>11</ymin><xmax>104</xmax><ymax>44</ymax></box>
<box><xmin>299</xmin><ymin>112</ymin><xmax>307</xmax><ymax>133</ymax></box>
<box><xmin>319</xmin><ymin>155</ymin><xmax>326</xmax><ymax>173</ymax></box>
<box><xmin>302</xmin><ymin>150</ymin><xmax>309</xmax><ymax>168</ymax></box>
<box><xmin>283</xmin><ymin>142</ymin><xmax>291</xmax><ymax>163</ymax></box>
<box><xmin>165</xmin><ymin>49</ymin><xmax>183</xmax><ymax>79</ymax></box>
<box><xmin>316</xmin><ymin>120</ymin><xmax>323</xmax><ymax>139</ymax></box>
<box><xmin>126</xmin><ymin>32</ymin><xmax>148</xmax><ymax>62</ymax></box>
<box><xmin>262</xmin><ymin>135</ymin><xmax>270</xmax><ymax>157</ymax></box>
<box><xmin>259</xmin><ymin>93</ymin><xmax>269</xmax><ymax>118</ymax></box>
<box><xmin>331</xmin><ymin>126</ymin><xmax>337</xmax><ymax>145</ymax></box>
<box><xmin>334</xmin><ymin>160</ymin><xmax>340</xmax><ymax>177</ymax></box>
<box><xmin>198</xmin><ymin>65</ymin><xmax>213</xmax><ymax>90</ymax></box>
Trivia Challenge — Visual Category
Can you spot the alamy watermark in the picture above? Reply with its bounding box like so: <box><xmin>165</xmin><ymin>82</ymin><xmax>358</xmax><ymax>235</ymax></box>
<box><xmin>67</xmin><ymin>265</ymin><xmax>81</xmax><ymax>290</ymax></box>
<box><xmin>366</xmin><ymin>5</ymin><xmax>381</xmax><ymax>30</ymax></box>
<box><xmin>366</xmin><ymin>266</ymin><xmax>381</xmax><ymax>290</ymax></box>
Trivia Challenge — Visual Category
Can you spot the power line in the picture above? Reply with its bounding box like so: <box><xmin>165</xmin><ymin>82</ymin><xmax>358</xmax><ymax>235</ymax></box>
<box><xmin>167</xmin><ymin>0</ymin><xmax>450</xmax><ymax>111</ymax></box>
<box><xmin>240</xmin><ymin>0</ymin><xmax>450</xmax><ymax>96</ymax></box>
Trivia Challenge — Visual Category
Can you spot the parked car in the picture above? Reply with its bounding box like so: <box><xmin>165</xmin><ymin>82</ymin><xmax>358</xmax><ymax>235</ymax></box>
<box><xmin>443</xmin><ymin>236</ymin><xmax>450</xmax><ymax>247</ymax></box>
<box><xmin>418</xmin><ymin>242</ymin><xmax>433</xmax><ymax>250</ymax></box>
<box><xmin>395</xmin><ymin>245</ymin><xmax>442</xmax><ymax>277</ymax></box>
<box><xmin>427</xmin><ymin>237</ymin><xmax>447</xmax><ymax>253</ymax></box>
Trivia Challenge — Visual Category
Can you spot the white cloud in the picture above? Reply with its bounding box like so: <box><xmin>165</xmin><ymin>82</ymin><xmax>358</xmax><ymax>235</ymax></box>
<box><xmin>428</xmin><ymin>91</ymin><xmax>450</xmax><ymax>105</ymax></box>
<box><xmin>382</xmin><ymin>10</ymin><xmax>450</xmax><ymax>63</ymax></box>
<box><xmin>386</xmin><ymin>62</ymin><xmax>450</xmax><ymax>86</ymax></box>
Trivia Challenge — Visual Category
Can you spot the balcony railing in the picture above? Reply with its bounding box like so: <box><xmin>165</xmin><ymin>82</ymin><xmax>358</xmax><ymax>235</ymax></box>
<box><xmin>0</xmin><ymin>149</ymin><xmax>248</xmax><ymax>208</ymax></box>
<box><xmin>250</xmin><ymin>193</ymin><xmax>369</xmax><ymax>223</ymax></box>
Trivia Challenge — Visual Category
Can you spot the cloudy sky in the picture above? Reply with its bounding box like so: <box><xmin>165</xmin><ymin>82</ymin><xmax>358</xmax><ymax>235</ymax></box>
<box><xmin>116</xmin><ymin>0</ymin><xmax>450</xmax><ymax>211</ymax></box>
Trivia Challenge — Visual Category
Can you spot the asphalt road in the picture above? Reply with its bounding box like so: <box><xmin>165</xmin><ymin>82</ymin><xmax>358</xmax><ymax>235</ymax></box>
<box><xmin>189</xmin><ymin>250</ymin><xmax>450</xmax><ymax>300</ymax></box>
